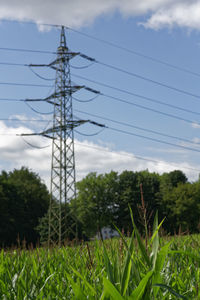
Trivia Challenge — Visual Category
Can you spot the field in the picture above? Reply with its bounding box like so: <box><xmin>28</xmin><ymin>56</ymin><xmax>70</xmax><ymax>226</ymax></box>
<box><xmin>0</xmin><ymin>214</ymin><xmax>200</xmax><ymax>299</ymax></box>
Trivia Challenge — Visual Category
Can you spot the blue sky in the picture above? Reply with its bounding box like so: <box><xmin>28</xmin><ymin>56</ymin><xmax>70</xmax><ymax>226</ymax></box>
<box><xmin>0</xmin><ymin>0</ymin><xmax>200</xmax><ymax>185</ymax></box>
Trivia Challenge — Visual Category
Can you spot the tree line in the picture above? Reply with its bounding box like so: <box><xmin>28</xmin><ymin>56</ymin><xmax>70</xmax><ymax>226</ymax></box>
<box><xmin>0</xmin><ymin>167</ymin><xmax>200</xmax><ymax>247</ymax></box>
<box><xmin>74</xmin><ymin>169</ymin><xmax>200</xmax><ymax>238</ymax></box>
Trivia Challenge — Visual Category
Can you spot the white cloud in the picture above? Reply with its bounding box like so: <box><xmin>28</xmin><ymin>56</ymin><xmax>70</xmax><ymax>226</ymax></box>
<box><xmin>0</xmin><ymin>0</ymin><xmax>199</xmax><ymax>30</ymax></box>
<box><xmin>0</xmin><ymin>122</ymin><xmax>199</xmax><ymax>188</ymax></box>
<box><xmin>192</xmin><ymin>122</ymin><xmax>200</xmax><ymax>129</ymax></box>
<box><xmin>142</xmin><ymin>1</ymin><xmax>200</xmax><ymax>30</ymax></box>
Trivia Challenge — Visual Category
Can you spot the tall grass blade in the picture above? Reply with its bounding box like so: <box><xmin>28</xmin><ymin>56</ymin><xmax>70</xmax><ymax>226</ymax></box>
<box><xmin>102</xmin><ymin>242</ymin><xmax>114</xmax><ymax>284</ymax></box>
<box><xmin>152</xmin><ymin>242</ymin><xmax>171</xmax><ymax>297</ymax></box>
<box><xmin>154</xmin><ymin>283</ymin><xmax>188</xmax><ymax>299</ymax></box>
<box><xmin>39</xmin><ymin>273</ymin><xmax>55</xmax><ymax>294</ymax></box>
<box><xmin>100</xmin><ymin>290</ymin><xmax>110</xmax><ymax>300</ymax></box>
<box><xmin>150</xmin><ymin>216</ymin><xmax>165</xmax><ymax>246</ymax></box>
<box><xmin>151</xmin><ymin>211</ymin><xmax>159</xmax><ymax>269</ymax></box>
<box><xmin>103</xmin><ymin>277</ymin><xmax>125</xmax><ymax>300</ymax></box>
<box><xmin>128</xmin><ymin>270</ymin><xmax>154</xmax><ymax>299</ymax></box>
<box><xmin>67</xmin><ymin>273</ymin><xmax>87</xmax><ymax>300</ymax></box>
<box><xmin>113</xmin><ymin>224</ymin><xmax>141</xmax><ymax>285</ymax></box>
<box><xmin>71</xmin><ymin>267</ymin><xmax>96</xmax><ymax>296</ymax></box>
<box><xmin>129</xmin><ymin>205</ymin><xmax>151</xmax><ymax>267</ymax></box>
<box><xmin>120</xmin><ymin>230</ymin><xmax>135</xmax><ymax>296</ymax></box>
<box><xmin>169</xmin><ymin>250</ymin><xmax>200</xmax><ymax>263</ymax></box>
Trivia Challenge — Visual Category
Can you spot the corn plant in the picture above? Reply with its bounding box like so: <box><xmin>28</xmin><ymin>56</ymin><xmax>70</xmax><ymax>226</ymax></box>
<box><xmin>0</xmin><ymin>211</ymin><xmax>200</xmax><ymax>299</ymax></box>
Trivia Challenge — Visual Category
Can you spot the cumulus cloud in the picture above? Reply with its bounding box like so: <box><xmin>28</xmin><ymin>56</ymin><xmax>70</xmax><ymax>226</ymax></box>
<box><xmin>192</xmin><ymin>122</ymin><xmax>200</xmax><ymax>129</ymax></box>
<box><xmin>0</xmin><ymin>0</ymin><xmax>199</xmax><ymax>30</ymax></box>
<box><xmin>0</xmin><ymin>122</ymin><xmax>198</xmax><ymax>188</ymax></box>
<box><xmin>142</xmin><ymin>1</ymin><xmax>200</xmax><ymax>30</ymax></box>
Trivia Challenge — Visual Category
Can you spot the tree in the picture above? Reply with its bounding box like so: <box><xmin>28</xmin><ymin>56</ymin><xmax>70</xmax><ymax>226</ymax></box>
<box><xmin>115</xmin><ymin>170</ymin><xmax>138</xmax><ymax>232</ymax></box>
<box><xmin>75</xmin><ymin>172</ymin><xmax>119</xmax><ymax>238</ymax></box>
<box><xmin>115</xmin><ymin>170</ymin><xmax>160</xmax><ymax>234</ymax></box>
<box><xmin>157</xmin><ymin>170</ymin><xmax>188</xmax><ymax>232</ymax></box>
<box><xmin>0</xmin><ymin>167</ymin><xmax>50</xmax><ymax>247</ymax></box>
<box><xmin>159</xmin><ymin>182</ymin><xmax>200</xmax><ymax>233</ymax></box>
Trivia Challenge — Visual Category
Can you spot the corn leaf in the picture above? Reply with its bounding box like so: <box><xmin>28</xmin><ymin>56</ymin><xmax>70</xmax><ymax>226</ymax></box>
<box><xmin>103</xmin><ymin>277</ymin><xmax>125</xmax><ymax>300</ymax></box>
<box><xmin>128</xmin><ymin>270</ymin><xmax>154</xmax><ymax>300</ymax></box>
<box><xmin>152</xmin><ymin>242</ymin><xmax>171</xmax><ymax>298</ymax></box>
<box><xmin>102</xmin><ymin>242</ymin><xmax>114</xmax><ymax>284</ymax></box>
<box><xmin>120</xmin><ymin>229</ymin><xmax>135</xmax><ymax>296</ymax></box>
<box><xmin>154</xmin><ymin>283</ymin><xmax>188</xmax><ymax>299</ymax></box>
<box><xmin>71</xmin><ymin>267</ymin><xmax>96</xmax><ymax>296</ymax></box>
<box><xmin>129</xmin><ymin>205</ymin><xmax>151</xmax><ymax>267</ymax></box>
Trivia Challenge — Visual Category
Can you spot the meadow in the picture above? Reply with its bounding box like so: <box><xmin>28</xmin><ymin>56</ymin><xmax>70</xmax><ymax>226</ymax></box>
<box><xmin>0</xmin><ymin>212</ymin><xmax>200</xmax><ymax>299</ymax></box>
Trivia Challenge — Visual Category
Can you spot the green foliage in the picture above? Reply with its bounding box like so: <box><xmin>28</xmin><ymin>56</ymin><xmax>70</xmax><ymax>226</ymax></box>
<box><xmin>76</xmin><ymin>169</ymin><xmax>200</xmax><ymax>236</ymax></box>
<box><xmin>75</xmin><ymin>172</ymin><xmax>119</xmax><ymax>237</ymax></box>
<box><xmin>0</xmin><ymin>167</ymin><xmax>50</xmax><ymax>247</ymax></box>
<box><xmin>159</xmin><ymin>180</ymin><xmax>200</xmax><ymax>233</ymax></box>
<box><xmin>1</xmin><ymin>166</ymin><xmax>200</xmax><ymax>246</ymax></box>
<box><xmin>1</xmin><ymin>215</ymin><xmax>200</xmax><ymax>299</ymax></box>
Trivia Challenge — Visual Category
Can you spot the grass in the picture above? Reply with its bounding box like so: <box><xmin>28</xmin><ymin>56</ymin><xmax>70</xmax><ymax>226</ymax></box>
<box><xmin>0</xmin><ymin>212</ymin><xmax>200</xmax><ymax>299</ymax></box>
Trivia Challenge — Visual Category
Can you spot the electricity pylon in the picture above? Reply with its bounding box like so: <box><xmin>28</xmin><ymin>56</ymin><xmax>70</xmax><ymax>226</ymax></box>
<box><xmin>20</xmin><ymin>26</ymin><xmax>105</xmax><ymax>246</ymax></box>
<box><xmin>47</xmin><ymin>27</ymin><xmax>78</xmax><ymax>246</ymax></box>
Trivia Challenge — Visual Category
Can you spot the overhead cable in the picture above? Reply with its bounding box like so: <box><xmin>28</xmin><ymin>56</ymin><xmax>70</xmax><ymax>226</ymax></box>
<box><xmin>1</xmin><ymin>20</ymin><xmax>199</xmax><ymax>79</ymax></box>
<box><xmin>79</xmin><ymin>54</ymin><xmax>200</xmax><ymax>101</ymax></box>
<box><xmin>0</xmin><ymin>81</ymin><xmax>52</xmax><ymax>88</ymax></box>
<box><xmin>75</xmin><ymin>109</ymin><xmax>200</xmax><ymax>147</ymax></box>
<box><xmin>72</xmin><ymin>74</ymin><xmax>200</xmax><ymax>117</ymax></box>
<box><xmin>68</xmin><ymin>26</ymin><xmax>200</xmax><ymax>78</ymax></box>
<box><xmin>0</xmin><ymin>46</ymin><xmax>56</xmax><ymax>54</ymax></box>
<box><xmin>108</xmin><ymin>126</ymin><xmax>200</xmax><ymax>154</ymax></box>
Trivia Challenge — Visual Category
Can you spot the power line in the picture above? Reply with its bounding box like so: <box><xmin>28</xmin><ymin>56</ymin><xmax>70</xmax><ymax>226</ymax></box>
<box><xmin>0</xmin><ymin>130</ymin><xmax>198</xmax><ymax>173</ymax></box>
<box><xmin>3</xmin><ymin>112</ymin><xmax>199</xmax><ymax>154</ymax></box>
<box><xmin>75</xmin><ymin>109</ymin><xmax>200</xmax><ymax>147</ymax></box>
<box><xmin>102</xmin><ymin>92</ymin><xmax>200</xmax><ymax>126</ymax></box>
<box><xmin>0</xmin><ymin>98</ymin><xmax>24</xmax><ymax>102</ymax></box>
<box><xmin>0</xmin><ymin>19</ymin><xmax>60</xmax><ymax>29</ymax></box>
<box><xmin>0</xmin><ymin>81</ymin><xmax>53</xmax><ymax>88</ymax></box>
<box><xmin>28</xmin><ymin>66</ymin><xmax>55</xmax><ymax>81</ymax></box>
<box><xmin>0</xmin><ymin>46</ymin><xmax>55</xmax><ymax>54</ymax></box>
<box><xmin>0</xmin><ymin>118</ymin><xmax>49</xmax><ymax>122</ymax></box>
<box><xmin>75</xmin><ymin>127</ymin><xmax>105</xmax><ymax>137</ymax></box>
<box><xmin>1</xmin><ymin>55</ymin><xmax>200</xmax><ymax>109</ymax></box>
<box><xmin>72</xmin><ymin>80</ymin><xmax>200</xmax><ymax>127</ymax></box>
<box><xmin>1</xmin><ymin>20</ymin><xmax>199</xmax><ymax>80</ymax></box>
<box><xmin>1</xmin><ymin>108</ymin><xmax>199</xmax><ymax>152</ymax></box>
<box><xmin>21</xmin><ymin>136</ymin><xmax>50</xmax><ymax>149</ymax></box>
<box><xmin>94</xmin><ymin>59</ymin><xmax>200</xmax><ymax>101</ymax></box>
<box><xmin>75</xmin><ymin>110</ymin><xmax>200</xmax><ymax>154</ymax></box>
<box><xmin>72</xmin><ymin>73</ymin><xmax>200</xmax><ymax>117</ymax></box>
<box><xmin>2</xmin><ymin>53</ymin><xmax>200</xmax><ymax>104</ymax></box>
<box><xmin>1</xmin><ymin>87</ymin><xmax>198</xmax><ymax>127</ymax></box>
<box><xmin>72</xmin><ymin>94</ymin><xmax>99</xmax><ymax>103</ymax></box>
<box><xmin>0</xmin><ymin>62</ymin><xmax>27</xmax><ymax>67</ymax></box>
<box><xmin>107</xmin><ymin>126</ymin><xmax>200</xmax><ymax>154</ymax></box>
<box><xmin>25</xmin><ymin>101</ymin><xmax>53</xmax><ymax>115</ymax></box>
<box><xmin>67</xmin><ymin>26</ymin><xmax>200</xmax><ymax>79</ymax></box>
<box><xmin>0</xmin><ymin>58</ymin><xmax>198</xmax><ymax>116</ymax></box>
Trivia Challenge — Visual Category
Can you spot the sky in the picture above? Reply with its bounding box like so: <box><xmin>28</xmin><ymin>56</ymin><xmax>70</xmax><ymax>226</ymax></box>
<box><xmin>0</xmin><ymin>0</ymin><xmax>200</xmax><ymax>186</ymax></box>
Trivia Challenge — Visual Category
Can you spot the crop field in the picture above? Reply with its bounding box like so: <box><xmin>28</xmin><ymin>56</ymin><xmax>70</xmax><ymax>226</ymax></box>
<box><xmin>0</xmin><ymin>214</ymin><xmax>200</xmax><ymax>299</ymax></box>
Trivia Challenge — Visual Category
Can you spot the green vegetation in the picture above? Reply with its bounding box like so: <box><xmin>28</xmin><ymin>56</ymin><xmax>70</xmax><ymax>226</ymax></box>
<box><xmin>0</xmin><ymin>167</ymin><xmax>50</xmax><ymax>247</ymax></box>
<box><xmin>0</xmin><ymin>212</ymin><xmax>200</xmax><ymax>299</ymax></box>
<box><xmin>1</xmin><ymin>167</ymin><xmax>200</xmax><ymax>298</ymax></box>
<box><xmin>75</xmin><ymin>169</ymin><xmax>200</xmax><ymax>239</ymax></box>
<box><xmin>1</xmin><ymin>167</ymin><xmax>200</xmax><ymax>246</ymax></box>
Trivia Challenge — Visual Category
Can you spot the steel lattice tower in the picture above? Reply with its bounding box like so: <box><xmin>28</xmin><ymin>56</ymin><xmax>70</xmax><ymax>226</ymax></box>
<box><xmin>48</xmin><ymin>26</ymin><xmax>78</xmax><ymax>246</ymax></box>
<box><xmin>20</xmin><ymin>26</ymin><xmax>104</xmax><ymax>246</ymax></box>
